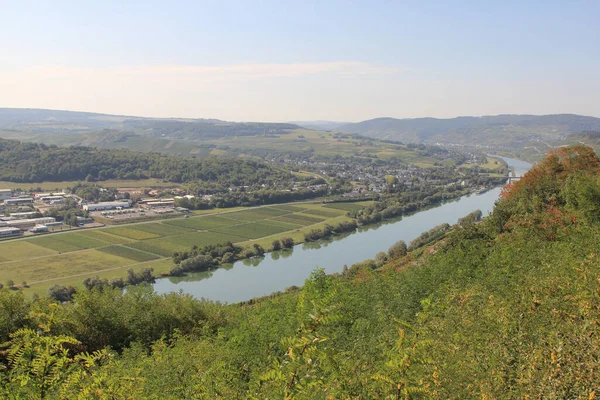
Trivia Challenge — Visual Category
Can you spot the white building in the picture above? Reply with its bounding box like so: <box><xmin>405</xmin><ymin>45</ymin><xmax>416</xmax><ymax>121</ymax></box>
<box><xmin>83</xmin><ymin>201</ymin><xmax>130</xmax><ymax>212</ymax></box>
<box><xmin>10</xmin><ymin>212</ymin><xmax>38</xmax><ymax>219</ymax></box>
<box><xmin>0</xmin><ymin>227</ymin><xmax>21</xmax><ymax>238</ymax></box>
<box><xmin>7</xmin><ymin>217</ymin><xmax>56</xmax><ymax>231</ymax></box>
<box><xmin>4</xmin><ymin>198</ymin><xmax>34</xmax><ymax>205</ymax></box>
<box><xmin>0</xmin><ymin>189</ymin><xmax>12</xmax><ymax>201</ymax></box>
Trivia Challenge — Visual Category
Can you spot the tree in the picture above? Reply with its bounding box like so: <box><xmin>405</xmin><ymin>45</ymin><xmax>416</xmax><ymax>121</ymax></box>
<box><xmin>281</xmin><ymin>237</ymin><xmax>294</xmax><ymax>248</ymax></box>
<box><xmin>48</xmin><ymin>285</ymin><xmax>76</xmax><ymax>302</ymax></box>
<box><xmin>387</xmin><ymin>240</ymin><xmax>407</xmax><ymax>260</ymax></box>
<box><xmin>271</xmin><ymin>239</ymin><xmax>282</xmax><ymax>251</ymax></box>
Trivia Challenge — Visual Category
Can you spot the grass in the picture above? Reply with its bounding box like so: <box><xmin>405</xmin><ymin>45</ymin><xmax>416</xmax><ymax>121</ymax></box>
<box><xmin>212</xmin><ymin>223</ymin><xmax>290</xmax><ymax>240</ymax></box>
<box><xmin>0</xmin><ymin>250</ymin><xmax>134</xmax><ymax>283</ymax></box>
<box><xmin>125</xmin><ymin>240</ymin><xmax>190</xmax><ymax>258</ymax></box>
<box><xmin>323</xmin><ymin>202</ymin><xmax>365</xmax><ymax>212</ymax></box>
<box><xmin>128</xmin><ymin>223</ymin><xmax>194</xmax><ymax>237</ymax></box>
<box><xmin>104</xmin><ymin>227</ymin><xmax>160</xmax><ymax>240</ymax></box>
<box><xmin>220</xmin><ymin>210</ymin><xmax>283</xmax><ymax>222</ymax></box>
<box><xmin>76</xmin><ymin>230</ymin><xmax>134</xmax><ymax>244</ymax></box>
<box><xmin>28</xmin><ymin>233</ymin><xmax>109</xmax><ymax>253</ymax></box>
<box><xmin>0</xmin><ymin>241</ymin><xmax>57</xmax><ymax>261</ymax></box>
<box><xmin>273</xmin><ymin>204</ymin><xmax>309</xmax><ymax>212</ymax></box>
<box><xmin>272</xmin><ymin>214</ymin><xmax>325</xmax><ymax>226</ymax></box>
<box><xmin>161</xmin><ymin>232</ymin><xmax>245</xmax><ymax>248</ymax></box>
<box><xmin>25</xmin><ymin>258</ymin><xmax>173</xmax><ymax>297</ymax></box>
<box><xmin>300</xmin><ymin>208</ymin><xmax>344</xmax><ymax>218</ymax></box>
<box><xmin>162</xmin><ymin>216</ymin><xmax>239</xmax><ymax>230</ymax></box>
<box><xmin>98</xmin><ymin>245</ymin><xmax>160</xmax><ymax>262</ymax></box>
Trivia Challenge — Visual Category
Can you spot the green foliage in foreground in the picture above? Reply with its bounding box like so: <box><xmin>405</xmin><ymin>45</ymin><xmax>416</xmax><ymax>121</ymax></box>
<box><xmin>2</xmin><ymin>146</ymin><xmax>600</xmax><ymax>398</ymax></box>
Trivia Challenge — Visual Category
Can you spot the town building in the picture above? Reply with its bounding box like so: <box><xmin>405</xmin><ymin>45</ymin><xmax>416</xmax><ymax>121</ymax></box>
<box><xmin>0</xmin><ymin>189</ymin><xmax>12</xmax><ymax>201</ymax></box>
<box><xmin>9</xmin><ymin>212</ymin><xmax>39</xmax><ymax>219</ymax></box>
<box><xmin>145</xmin><ymin>199</ymin><xmax>175</xmax><ymax>208</ymax></box>
<box><xmin>83</xmin><ymin>201</ymin><xmax>130</xmax><ymax>212</ymax></box>
<box><xmin>4</xmin><ymin>198</ymin><xmax>34</xmax><ymax>205</ymax></box>
<box><xmin>29</xmin><ymin>225</ymin><xmax>49</xmax><ymax>233</ymax></box>
<box><xmin>0</xmin><ymin>227</ymin><xmax>21</xmax><ymax>238</ymax></box>
<box><xmin>6</xmin><ymin>217</ymin><xmax>56</xmax><ymax>231</ymax></box>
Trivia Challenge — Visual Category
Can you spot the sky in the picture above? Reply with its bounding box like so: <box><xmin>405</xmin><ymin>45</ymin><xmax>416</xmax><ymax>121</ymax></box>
<box><xmin>0</xmin><ymin>0</ymin><xmax>598</xmax><ymax>122</ymax></box>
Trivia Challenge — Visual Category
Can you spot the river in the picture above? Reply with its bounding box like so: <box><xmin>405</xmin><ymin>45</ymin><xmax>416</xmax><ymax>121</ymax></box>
<box><xmin>153</xmin><ymin>156</ymin><xmax>532</xmax><ymax>303</ymax></box>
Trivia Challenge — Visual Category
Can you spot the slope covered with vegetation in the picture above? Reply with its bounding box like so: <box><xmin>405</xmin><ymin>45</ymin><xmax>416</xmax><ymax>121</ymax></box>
<box><xmin>0</xmin><ymin>138</ymin><xmax>291</xmax><ymax>184</ymax></box>
<box><xmin>339</xmin><ymin>114</ymin><xmax>600</xmax><ymax>147</ymax></box>
<box><xmin>1</xmin><ymin>146</ymin><xmax>599</xmax><ymax>398</ymax></box>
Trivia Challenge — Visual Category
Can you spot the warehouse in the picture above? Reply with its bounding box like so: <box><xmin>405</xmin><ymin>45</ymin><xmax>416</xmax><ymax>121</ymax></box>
<box><xmin>0</xmin><ymin>189</ymin><xmax>13</xmax><ymax>201</ymax></box>
<box><xmin>4</xmin><ymin>198</ymin><xmax>34</xmax><ymax>205</ymax></box>
<box><xmin>146</xmin><ymin>199</ymin><xmax>175</xmax><ymax>208</ymax></box>
<box><xmin>10</xmin><ymin>212</ymin><xmax>39</xmax><ymax>219</ymax></box>
<box><xmin>0</xmin><ymin>227</ymin><xmax>21</xmax><ymax>238</ymax></box>
<box><xmin>83</xmin><ymin>201</ymin><xmax>130</xmax><ymax>212</ymax></box>
<box><xmin>7</xmin><ymin>217</ymin><xmax>56</xmax><ymax>231</ymax></box>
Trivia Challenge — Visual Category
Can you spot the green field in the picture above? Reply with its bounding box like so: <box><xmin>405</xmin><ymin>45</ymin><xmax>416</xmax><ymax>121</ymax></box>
<box><xmin>2</xmin><ymin>250</ymin><xmax>134</xmax><ymax>284</ymax></box>
<box><xmin>323</xmin><ymin>202</ymin><xmax>366</xmax><ymax>211</ymax></box>
<box><xmin>28</xmin><ymin>232</ymin><xmax>109</xmax><ymax>252</ymax></box>
<box><xmin>0</xmin><ymin>203</ymin><xmax>354</xmax><ymax>295</ymax></box>
<box><xmin>77</xmin><ymin>230</ymin><xmax>134</xmax><ymax>244</ymax></box>
<box><xmin>98</xmin><ymin>245</ymin><xmax>160</xmax><ymax>262</ymax></box>
<box><xmin>212</xmin><ymin>223</ymin><xmax>290</xmax><ymax>240</ymax></box>
<box><xmin>162</xmin><ymin>215</ymin><xmax>240</xmax><ymax>230</ymax></box>
<box><xmin>128</xmin><ymin>223</ymin><xmax>194</xmax><ymax>237</ymax></box>
<box><xmin>0</xmin><ymin>241</ymin><xmax>57</xmax><ymax>261</ymax></box>
<box><xmin>104</xmin><ymin>227</ymin><xmax>161</xmax><ymax>240</ymax></box>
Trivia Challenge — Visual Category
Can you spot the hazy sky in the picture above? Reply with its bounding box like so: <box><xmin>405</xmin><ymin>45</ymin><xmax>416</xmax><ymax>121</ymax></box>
<box><xmin>1</xmin><ymin>0</ymin><xmax>598</xmax><ymax>122</ymax></box>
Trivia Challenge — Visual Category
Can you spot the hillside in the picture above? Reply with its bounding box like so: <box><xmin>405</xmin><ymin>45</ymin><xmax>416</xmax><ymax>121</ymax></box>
<box><xmin>0</xmin><ymin>108</ymin><xmax>299</xmax><ymax>138</ymax></box>
<box><xmin>338</xmin><ymin>114</ymin><xmax>600</xmax><ymax>148</ymax></box>
<box><xmin>1</xmin><ymin>146</ymin><xmax>600</xmax><ymax>398</ymax></box>
<box><xmin>0</xmin><ymin>138</ymin><xmax>291</xmax><ymax>185</ymax></box>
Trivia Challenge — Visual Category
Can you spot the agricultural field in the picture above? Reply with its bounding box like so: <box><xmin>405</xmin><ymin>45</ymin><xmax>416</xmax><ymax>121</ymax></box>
<box><xmin>323</xmin><ymin>202</ymin><xmax>371</xmax><ymax>212</ymax></box>
<box><xmin>0</xmin><ymin>202</ymin><xmax>360</xmax><ymax>295</ymax></box>
<box><xmin>97</xmin><ymin>245</ymin><xmax>160</xmax><ymax>262</ymax></box>
<box><xmin>212</xmin><ymin>222</ymin><xmax>290</xmax><ymax>240</ymax></box>
<box><xmin>162</xmin><ymin>215</ymin><xmax>240</xmax><ymax>230</ymax></box>
<box><xmin>28</xmin><ymin>232</ymin><xmax>109</xmax><ymax>252</ymax></box>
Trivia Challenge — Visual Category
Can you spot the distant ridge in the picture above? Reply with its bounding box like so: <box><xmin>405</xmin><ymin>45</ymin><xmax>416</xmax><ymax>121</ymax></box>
<box><xmin>337</xmin><ymin>114</ymin><xmax>600</xmax><ymax>147</ymax></box>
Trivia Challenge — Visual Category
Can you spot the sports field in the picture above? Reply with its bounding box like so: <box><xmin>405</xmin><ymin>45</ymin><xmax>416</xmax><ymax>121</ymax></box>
<box><xmin>0</xmin><ymin>202</ymin><xmax>371</xmax><ymax>295</ymax></box>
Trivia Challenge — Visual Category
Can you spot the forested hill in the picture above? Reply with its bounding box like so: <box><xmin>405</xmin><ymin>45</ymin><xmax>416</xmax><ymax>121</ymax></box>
<box><xmin>338</xmin><ymin>114</ymin><xmax>600</xmax><ymax>147</ymax></box>
<box><xmin>2</xmin><ymin>146</ymin><xmax>600</xmax><ymax>398</ymax></box>
<box><xmin>0</xmin><ymin>138</ymin><xmax>291</xmax><ymax>184</ymax></box>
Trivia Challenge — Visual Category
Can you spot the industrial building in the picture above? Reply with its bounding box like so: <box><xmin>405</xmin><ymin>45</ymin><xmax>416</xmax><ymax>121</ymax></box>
<box><xmin>83</xmin><ymin>201</ymin><xmax>130</xmax><ymax>212</ymax></box>
<box><xmin>39</xmin><ymin>195</ymin><xmax>65</xmax><ymax>202</ymax></box>
<box><xmin>5</xmin><ymin>217</ymin><xmax>56</xmax><ymax>231</ymax></box>
<box><xmin>0</xmin><ymin>189</ymin><xmax>13</xmax><ymax>201</ymax></box>
<box><xmin>146</xmin><ymin>199</ymin><xmax>175</xmax><ymax>208</ymax></box>
<box><xmin>0</xmin><ymin>227</ymin><xmax>21</xmax><ymax>238</ymax></box>
<box><xmin>29</xmin><ymin>225</ymin><xmax>49</xmax><ymax>233</ymax></box>
<box><xmin>10</xmin><ymin>212</ymin><xmax>39</xmax><ymax>219</ymax></box>
<box><xmin>34</xmin><ymin>192</ymin><xmax>66</xmax><ymax>199</ymax></box>
<box><xmin>4</xmin><ymin>198</ymin><xmax>34</xmax><ymax>205</ymax></box>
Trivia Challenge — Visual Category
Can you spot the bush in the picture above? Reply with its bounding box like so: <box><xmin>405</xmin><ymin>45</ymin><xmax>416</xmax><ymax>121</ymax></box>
<box><xmin>281</xmin><ymin>237</ymin><xmax>294</xmax><ymax>248</ymax></box>
<box><xmin>48</xmin><ymin>284</ymin><xmax>76</xmax><ymax>302</ymax></box>
<box><xmin>387</xmin><ymin>240</ymin><xmax>407</xmax><ymax>259</ymax></box>
<box><xmin>271</xmin><ymin>239</ymin><xmax>281</xmax><ymax>251</ymax></box>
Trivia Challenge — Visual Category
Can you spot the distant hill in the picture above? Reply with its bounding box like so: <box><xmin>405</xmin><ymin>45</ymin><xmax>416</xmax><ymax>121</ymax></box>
<box><xmin>288</xmin><ymin>120</ymin><xmax>349</xmax><ymax>131</ymax></box>
<box><xmin>0</xmin><ymin>108</ymin><xmax>300</xmax><ymax>138</ymax></box>
<box><xmin>337</xmin><ymin>114</ymin><xmax>600</xmax><ymax>148</ymax></box>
